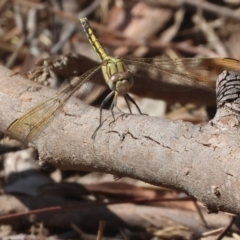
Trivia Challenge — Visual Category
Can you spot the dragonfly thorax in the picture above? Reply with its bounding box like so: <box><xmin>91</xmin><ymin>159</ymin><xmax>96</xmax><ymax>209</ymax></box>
<box><xmin>108</xmin><ymin>71</ymin><xmax>134</xmax><ymax>96</ymax></box>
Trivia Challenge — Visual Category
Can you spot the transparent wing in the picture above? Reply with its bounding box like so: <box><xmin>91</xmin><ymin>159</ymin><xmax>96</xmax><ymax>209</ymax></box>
<box><xmin>75</xmin><ymin>75</ymin><xmax>108</xmax><ymax>105</ymax></box>
<box><xmin>122</xmin><ymin>57</ymin><xmax>240</xmax><ymax>90</ymax></box>
<box><xmin>7</xmin><ymin>64</ymin><xmax>103</xmax><ymax>143</ymax></box>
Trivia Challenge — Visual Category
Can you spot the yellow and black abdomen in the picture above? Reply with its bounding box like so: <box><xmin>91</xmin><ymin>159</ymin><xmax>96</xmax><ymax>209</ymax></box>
<box><xmin>80</xmin><ymin>17</ymin><xmax>107</xmax><ymax>61</ymax></box>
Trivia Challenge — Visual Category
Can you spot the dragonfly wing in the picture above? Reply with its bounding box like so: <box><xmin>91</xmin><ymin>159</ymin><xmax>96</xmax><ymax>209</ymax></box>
<box><xmin>7</xmin><ymin>65</ymin><xmax>103</xmax><ymax>143</ymax></box>
<box><xmin>122</xmin><ymin>57</ymin><xmax>240</xmax><ymax>91</ymax></box>
<box><xmin>74</xmin><ymin>76</ymin><xmax>109</xmax><ymax>105</ymax></box>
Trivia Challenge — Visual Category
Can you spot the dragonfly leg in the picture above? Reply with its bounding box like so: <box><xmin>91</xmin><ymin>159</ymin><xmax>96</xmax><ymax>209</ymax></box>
<box><xmin>109</xmin><ymin>92</ymin><xmax>126</xmax><ymax>127</ymax></box>
<box><xmin>124</xmin><ymin>95</ymin><xmax>132</xmax><ymax>114</ymax></box>
<box><xmin>110</xmin><ymin>95</ymin><xmax>116</xmax><ymax>121</ymax></box>
<box><xmin>112</xmin><ymin>92</ymin><xmax>123</xmax><ymax>113</ymax></box>
<box><xmin>125</xmin><ymin>93</ymin><xmax>142</xmax><ymax>114</ymax></box>
<box><xmin>114</xmin><ymin>106</ymin><xmax>123</xmax><ymax>113</ymax></box>
<box><xmin>99</xmin><ymin>91</ymin><xmax>115</xmax><ymax>125</ymax></box>
<box><xmin>92</xmin><ymin>91</ymin><xmax>115</xmax><ymax>139</ymax></box>
<box><xmin>109</xmin><ymin>91</ymin><xmax>119</xmax><ymax>126</ymax></box>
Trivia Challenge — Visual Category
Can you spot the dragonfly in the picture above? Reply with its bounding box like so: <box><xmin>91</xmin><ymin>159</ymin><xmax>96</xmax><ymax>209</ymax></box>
<box><xmin>6</xmin><ymin>17</ymin><xmax>240</xmax><ymax>143</ymax></box>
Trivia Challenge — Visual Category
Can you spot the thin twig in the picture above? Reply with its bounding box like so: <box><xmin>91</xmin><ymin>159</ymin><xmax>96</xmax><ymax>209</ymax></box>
<box><xmin>215</xmin><ymin>216</ymin><xmax>235</xmax><ymax>240</ymax></box>
<box><xmin>0</xmin><ymin>197</ymin><xmax>194</xmax><ymax>222</ymax></box>
<box><xmin>180</xmin><ymin>0</ymin><xmax>240</xmax><ymax>21</ymax></box>
<box><xmin>96</xmin><ymin>221</ymin><xmax>106</xmax><ymax>240</ymax></box>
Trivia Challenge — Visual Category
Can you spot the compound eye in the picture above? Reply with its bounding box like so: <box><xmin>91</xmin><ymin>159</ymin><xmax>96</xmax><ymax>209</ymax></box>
<box><xmin>110</xmin><ymin>74</ymin><xmax>120</xmax><ymax>83</ymax></box>
<box><xmin>125</xmin><ymin>72</ymin><xmax>134</xmax><ymax>87</ymax></box>
<box><xmin>108</xmin><ymin>81</ymin><xmax>116</xmax><ymax>91</ymax></box>
<box><xmin>119</xmin><ymin>72</ymin><xmax>133</xmax><ymax>87</ymax></box>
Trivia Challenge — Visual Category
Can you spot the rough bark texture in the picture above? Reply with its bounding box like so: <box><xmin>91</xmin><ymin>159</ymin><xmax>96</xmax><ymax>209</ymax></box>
<box><xmin>1</xmin><ymin>65</ymin><xmax>240</xmax><ymax>215</ymax></box>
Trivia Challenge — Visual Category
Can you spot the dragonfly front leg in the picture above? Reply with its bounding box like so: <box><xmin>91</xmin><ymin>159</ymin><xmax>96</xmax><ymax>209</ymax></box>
<box><xmin>109</xmin><ymin>91</ymin><xmax>120</xmax><ymax>126</ymax></box>
<box><xmin>110</xmin><ymin>92</ymin><xmax>117</xmax><ymax>122</ymax></box>
<box><xmin>124</xmin><ymin>95</ymin><xmax>132</xmax><ymax>114</ymax></box>
<box><xmin>112</xmin><ymin>92</ymin><xmax>124</xmax><ymax>114</ymax></box>
<box><xmin>99</xmin><ymin>91</ymin><xmax>115</xmax><ymax>125</ymax></box>
<box><xmin>92</xmin><ymin>91</ymin><xmax>115</xmax><ymax>139</ymax></box>
<box><xmin>125</xmin><ymin>93</ymin><xmax>142</xmax><ymax>114</ymax></box>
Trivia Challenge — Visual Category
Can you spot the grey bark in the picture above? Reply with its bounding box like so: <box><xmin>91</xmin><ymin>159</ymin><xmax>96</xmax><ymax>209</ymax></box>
<box><xmin>1</xmin><ymin>64</ymin><xmax>240</xmax><ymax>215</ymax></box>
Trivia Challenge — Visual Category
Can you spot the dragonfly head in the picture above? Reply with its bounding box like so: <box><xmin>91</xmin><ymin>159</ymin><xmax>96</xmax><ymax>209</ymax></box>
<box><xmin>109</xmin><ymin>71</ymin><xmax>134</xmax><ymax>96</ymax></box>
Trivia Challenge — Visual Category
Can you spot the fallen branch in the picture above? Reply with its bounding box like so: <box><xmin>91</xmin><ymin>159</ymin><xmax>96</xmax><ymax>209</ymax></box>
<box><xmin>1</xmin><ymin>64</ymin><xmax>240</xmax><ymax>215</ymax></box>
